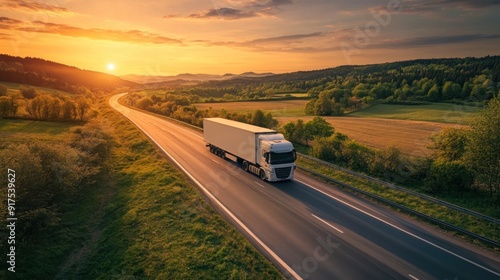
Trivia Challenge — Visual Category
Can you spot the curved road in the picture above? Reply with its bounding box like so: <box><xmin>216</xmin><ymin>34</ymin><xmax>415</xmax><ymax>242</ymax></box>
<box><xmin>109</xmin><ymin>93</ymin><xmax>499</xmax><ymax>280</ymax></box>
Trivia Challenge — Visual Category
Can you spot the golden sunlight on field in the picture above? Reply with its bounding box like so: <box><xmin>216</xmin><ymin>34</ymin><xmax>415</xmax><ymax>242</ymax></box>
<box><xmin>277</xmin><ymin>116</ymin><xmax>466</xmax><ymax>157</ymax></box>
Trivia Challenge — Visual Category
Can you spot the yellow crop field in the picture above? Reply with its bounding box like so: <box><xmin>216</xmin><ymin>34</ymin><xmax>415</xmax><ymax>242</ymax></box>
<box><xmin>277</xmin><ymin>116</ymin><xmax>465</xmax><ymax>157</ymax></box>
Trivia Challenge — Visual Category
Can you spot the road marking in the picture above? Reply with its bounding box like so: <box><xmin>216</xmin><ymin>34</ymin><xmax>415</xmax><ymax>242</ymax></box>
<box><xmin>312</xmin><ymin>214</ymin><xmax>344</xmax><ymax>234</ymax></box>
<box><xmin>111</xmin><ymin>96</ymin><xmax>302</xmax><ymax>280</ymax></box>
<box><xmin>209</xmin><ymin>158</ymin><xmax>220</xmax><ymax>165</ymax></box>
<box><xmin>408</xmin><ymin>274</ymin><xmax>419</xmax><ymax>280</ymax></box>
<box><xmin>255</xmin><ymin>182</ymin><xmax>266</xmax><ymax>188</ymax></box>
<box><xmin>296</xmin><ymin>179</ymin><xmax>500</xmax><ymax>278</ymax></box>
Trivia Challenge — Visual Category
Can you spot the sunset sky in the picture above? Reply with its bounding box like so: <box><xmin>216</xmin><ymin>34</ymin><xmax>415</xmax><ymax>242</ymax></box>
<box><xmin>1</xmin><ymin>0</ymin><xmax>499</xmax><ymax>76</ymax></box>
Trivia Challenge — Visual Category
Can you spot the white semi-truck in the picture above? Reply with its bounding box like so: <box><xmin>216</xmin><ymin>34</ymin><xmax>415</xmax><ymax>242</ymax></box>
<box><xmin>203</xmin><ymin>118</ymin><xmax>296</xmax><ymax>181</ymax></box>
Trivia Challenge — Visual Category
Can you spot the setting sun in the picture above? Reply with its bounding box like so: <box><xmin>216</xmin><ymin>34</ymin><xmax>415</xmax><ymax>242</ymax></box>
<box><xmin>107</xmin><ymin>63</ymin><xmax>115</xmax><ymax>71</ymax></box>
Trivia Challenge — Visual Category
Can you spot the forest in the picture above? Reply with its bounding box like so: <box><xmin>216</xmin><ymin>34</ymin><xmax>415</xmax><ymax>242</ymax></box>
<box><xmin>160</xmin><ymin>56</ymin><xmax>499</xmax><ymax>115</ymax></box>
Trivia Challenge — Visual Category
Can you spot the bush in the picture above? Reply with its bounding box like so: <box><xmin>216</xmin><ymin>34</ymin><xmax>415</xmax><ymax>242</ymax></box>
<box><xmin>424</xmin><ymin>160</ymin><xmax>473</xmax><ymax>195</ymax></box>
<box><xmin>0</xmin><ymin>143</ymin><xmax>100</xmax><ymax>240</ymax></box>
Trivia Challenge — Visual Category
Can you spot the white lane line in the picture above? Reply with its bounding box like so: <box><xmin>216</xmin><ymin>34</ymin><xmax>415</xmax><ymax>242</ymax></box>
<box><xmin>312</xmin><ymin>214</ymin><xmax>344</xmax><ymax>234</ymax></box>
<box><xmin>408</xmin><ymin>274</ymin><xmax>419</xmax><ymax>280</ymax></box>
<box><xmin>255</xmin><ymin>182</ymin><xmax>266</xmax><ymax>188</ymax></box>
<box><xmin>296</xmin><ymin>179</ymin><xmax>500</xmax><ymax>278</ymax></box>
<box><xmin>112</xmin><ymin>100</ymin><xmax>302</xmax><ymax>280</ymax></box>
<box><xmin>209</xmin><ymin>158</ymin><xmax>220</xmax><ymax>165</ymax></box>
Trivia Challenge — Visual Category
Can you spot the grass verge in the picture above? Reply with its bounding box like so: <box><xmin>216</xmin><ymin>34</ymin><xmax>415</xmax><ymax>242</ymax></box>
<box><xmin>75</xmin><ymin>102</ymin><xmax>282</xmax><ymax>279</ymax></box>
<box><xmin>297</xmin><ymin>156</ymin><xmax>499</xmax><ymax>253</ymax></box>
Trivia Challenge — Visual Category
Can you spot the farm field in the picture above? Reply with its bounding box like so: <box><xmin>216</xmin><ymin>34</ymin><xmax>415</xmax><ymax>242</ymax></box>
<box><xmin>277</xmin><ymin>116</ymin><xmax>465</xmax><ymax>157</ymax></box>
<box><xmin>194</xmin><ymin>100</ymin><xmax>474</xmax><ymax>157</ymax></box>
<box><xmin>350</xmin><ymin>103</ymin><xmax>481</xmax><ymax>125</ymax></box>
<box><xmin>195</xmin><ymin>99</ymin><xmax>308</xmax><ymax>117</ymax></box>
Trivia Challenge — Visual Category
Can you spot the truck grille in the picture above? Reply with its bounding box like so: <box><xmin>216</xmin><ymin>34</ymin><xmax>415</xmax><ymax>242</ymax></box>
<box><xmin>275</xmin><ymin>167</ymin><xmax>292</xmax><ymax>179</ymax></box>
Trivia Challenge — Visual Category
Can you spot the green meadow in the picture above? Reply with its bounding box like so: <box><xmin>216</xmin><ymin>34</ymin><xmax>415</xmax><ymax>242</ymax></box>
<box><xmin>350</xmin><ymin>103</ymin><xmax>481</xmax><ymax>124</ymax></box>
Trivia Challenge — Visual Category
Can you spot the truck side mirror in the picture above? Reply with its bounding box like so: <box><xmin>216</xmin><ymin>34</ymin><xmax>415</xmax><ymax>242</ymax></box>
<box><xmin>264</xmin><ymin>152</ymin><xmax>269</xmax><ymax>163</ymax></box>
<box><xmin>293</xmin><ymin>150</ymin><xmax>297</xmax><ymax>161</ymax></box>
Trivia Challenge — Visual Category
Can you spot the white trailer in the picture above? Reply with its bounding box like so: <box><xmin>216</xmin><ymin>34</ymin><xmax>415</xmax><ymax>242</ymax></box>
<box><xmin>203</xmin><ymin>118</ymin><xmax>296</xmax><ymax>181</ymax></box>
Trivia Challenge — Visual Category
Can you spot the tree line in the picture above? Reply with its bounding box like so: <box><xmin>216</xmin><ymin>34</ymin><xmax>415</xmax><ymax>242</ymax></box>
<box><xmin>124</xmin><ymin>92</ymin><xmax>279</xmax><ymax>129</ymax></box>
<box><xmin>0</xmin><ymin>85</ymin><xmax>93</xmax><ymax>121</ymax></box>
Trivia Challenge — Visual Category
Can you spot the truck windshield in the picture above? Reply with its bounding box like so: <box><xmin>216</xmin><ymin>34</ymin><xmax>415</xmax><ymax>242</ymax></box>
<box><xmin>270</xmin><ymin>151</ymin><xmax>296</xmax><ymax>164</ymax></box>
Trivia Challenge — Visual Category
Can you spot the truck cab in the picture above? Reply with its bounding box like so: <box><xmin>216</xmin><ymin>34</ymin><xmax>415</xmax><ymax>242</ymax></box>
<box><xmin>258</xmin><ymin>134</ymin><xmax>296</xmax><ymax>181</ymax></box>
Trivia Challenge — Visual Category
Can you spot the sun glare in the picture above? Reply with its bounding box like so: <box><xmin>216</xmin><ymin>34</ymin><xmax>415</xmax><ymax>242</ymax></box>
<box><xmin>107</xmin><ymin>63</ymin><xmax>115</xmax><ymax>71</ymax></box>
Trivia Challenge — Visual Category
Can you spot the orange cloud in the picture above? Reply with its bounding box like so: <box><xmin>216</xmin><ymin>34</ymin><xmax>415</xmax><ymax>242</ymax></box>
<box><xmin>0</xmin><ymin>17</ymin><xmax>183</xmax><ymax>45</ymax></box>
<box><xmin>0</xmin><ymin>0</ymin><xmax>76</xmax><ymax>16</ymax></box>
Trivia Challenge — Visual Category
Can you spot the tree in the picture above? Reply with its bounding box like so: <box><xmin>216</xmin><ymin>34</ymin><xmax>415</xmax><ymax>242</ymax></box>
<box><xmin>427</xmin><ymin>84</ymin><xmax>440</xmax><ymax>101</ymax></box>
<box><xmin>20</xmin><ymin>86</ymin><xmax>38</xmax><ymax>99</ymax></box>
<box><xmin>424</xmin><ymin>161</ymin><xmax>473</xmax><ymax>195</ymax></box>
<box><xmin>62</xmin><ymin>100</ymin><xmax>76</xmax><ymax>121</ymax></box>
<box><xmin>465</xmin><ymin>97</ymin><xmax>500</xmax><ymax>196</ymax></box>
<box><xmin>304</xmin><ymin>117</ymin><xmax>334</xmax><ymax>145</ymax></box>
<box><xmin>430</xmin><ymin>127</ymin><xmax>469</xmax><ymax>162</ymax></box>
<box><xmin>0</xmin><ymin>96</ymin><xmax>18</xmax><ymax>117</ymax></box>
<box><xmin>251</xmin><ymin>110</ymin><xmax>265</xmax><ymax>127</ymax></box>
<box><xmin>0</xmin><ymin>84</ymin><xmax>7</xmax><ymax>96</ymax></box>
<box><xmin>76</xmin><ymin>98</ymin><xmax>90</xmax><ymax>121</ymax></box>
<box><xmin>305</xmin><ymin>98</ymin><xmax>317</xmax><ymax>115</ymax></box>
<box><xmin>281</xmin><ymin>121</ymin><xmax>296</xmax><ymax>141</ymax></box>
<box><xmin>314</xmin><ymin>91</ymin><xmax>334</xmax><ymax>115</ymax></box>
<box><xmin>442</xmin><ymin>81</ymin><xmax>461</xmax><ymax>100</ymax></box>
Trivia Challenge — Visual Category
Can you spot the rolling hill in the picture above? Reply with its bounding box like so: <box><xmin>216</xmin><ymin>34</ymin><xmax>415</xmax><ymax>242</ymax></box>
<box><xmin>0</xmin><ymin>54</ymin><xmax>137</xmax><ymax>94</ymax></box>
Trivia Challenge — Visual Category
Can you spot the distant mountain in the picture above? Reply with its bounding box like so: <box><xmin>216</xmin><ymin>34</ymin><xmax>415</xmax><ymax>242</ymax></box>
<box><xmin>0</xmin><ymin>54</ymin><xmax>137</xmax><ymax>94</ymax></box>
<box><xmin>121</xmin><ymin>72</ymin><xmax>275</xmax><ymax>84</ymax></box>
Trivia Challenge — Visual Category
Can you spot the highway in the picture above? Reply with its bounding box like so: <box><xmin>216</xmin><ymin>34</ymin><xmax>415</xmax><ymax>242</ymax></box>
<box><xmin>109</xmin><ymin>93</ymin><xmax>500</xmax><ymax>280</ymax></box>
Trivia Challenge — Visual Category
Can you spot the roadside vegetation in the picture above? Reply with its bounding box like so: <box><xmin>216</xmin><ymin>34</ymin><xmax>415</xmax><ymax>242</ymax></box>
<box><xmin>0</xmin><ymin>88</ymin><xmax>282</xmax><ymax>279</ymax></box>
<box><xmin>0</xmin><ymin>82</ymin><xmax>94</xmax><ymax>122</ymax></box>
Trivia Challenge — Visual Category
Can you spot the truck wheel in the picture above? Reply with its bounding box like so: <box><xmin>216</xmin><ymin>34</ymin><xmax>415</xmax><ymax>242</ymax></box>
<box><xmin>242</xmin><ymin>161</ymin><xmax>249</xmax><ymax>172</ymax></box>
<box><xmin>259</xmin><ymin>169</ymin><xmax>266</xmax><ymax>181</ymax></box>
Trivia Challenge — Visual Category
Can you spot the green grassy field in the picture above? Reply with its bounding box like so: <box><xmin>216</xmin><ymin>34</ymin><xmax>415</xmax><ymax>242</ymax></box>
<box><xmin>195</xmin><ymin>99</ymin><xmax>308</xmax><ymax>117</ymax></box>
<box><xmin>0</xmin><ymin>119</ymin><xmax>74</xmax><ymax>148</ymax></box>
<box><xmin>350</xmin><ymin>103</ymin><xmax>481</xmax><ymax>124</ymax></box>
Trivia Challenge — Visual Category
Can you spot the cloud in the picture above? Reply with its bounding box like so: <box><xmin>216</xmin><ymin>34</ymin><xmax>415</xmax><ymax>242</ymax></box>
<box><xmin>0</xmin><ymin>17</ymin><xmax>22</xmax><ymax>29</ymax></box>
<box><xmin>187</xmin><ymin>8</ymin><xmax>259</xmax><ymax>20</ymax></box>
<box><xmin>168</xmin><ymin>0</ymin><xmax>293</xmax><ymax>20</ymax></box>
<box><xmin>372</xmin><ymin>34</ymin><xmax>500</xmax><ymax>49</ymax></box>
<box><xmin>248</xmin><ymin>32</ymin><xmax>324</xmax><ymax>44</ymax></box>
<box><xmin>0</xmin><ymin>32</ymin><xmax>13</xmax><ymax>40</ymax></box>
<box><xmin>0</xmin><ymin>17</ymin><xmax>183</xmax><ymax>45</ymax></box>
<box><xmin>0</xmin><ymin>0</ymin><xmax>76</xmax><ymax>16</ymax></box>
<box><xmin>370</xmin><ymin>0</ymin><xmax>500</xmax><ymax>15</ymax></box>
<box><xmin>197</xmin><ymin>31</ymin><xmax>335</xmax><ymax>53</ymax></box>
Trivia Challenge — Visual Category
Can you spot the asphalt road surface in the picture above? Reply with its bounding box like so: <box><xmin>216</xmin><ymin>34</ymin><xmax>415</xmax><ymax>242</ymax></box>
<box><xmin>110</xmin><ymin>93</ymin><xmax>500</xmax><ymax>280</ymax></box>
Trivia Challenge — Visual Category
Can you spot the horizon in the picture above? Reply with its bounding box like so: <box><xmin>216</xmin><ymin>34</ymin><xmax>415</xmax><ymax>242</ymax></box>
<box><xmin>1</xmin><ymin>1</ymin><xmax>500</xmax><ymax>76</ymax></box>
